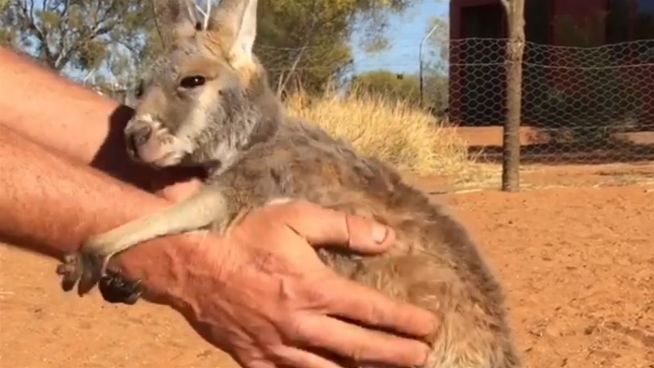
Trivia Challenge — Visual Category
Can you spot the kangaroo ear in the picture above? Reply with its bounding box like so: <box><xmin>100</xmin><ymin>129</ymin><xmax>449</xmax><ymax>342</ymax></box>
<box><xmin>207</xmin><ymin>0</ymin><xmax>258</xmax><ymax>69</ymax></box>
<box><xmin>153</xmin><ymin>0</ymin><xmax>198</xmax><ymax>47</ymax></box>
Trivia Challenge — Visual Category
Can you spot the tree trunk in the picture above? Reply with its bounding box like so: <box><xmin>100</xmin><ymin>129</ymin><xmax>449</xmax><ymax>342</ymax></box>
<box><xmin>501</xmin><ymin>0</ymin><xmax>525</xmax><ymax>192</ymax></box>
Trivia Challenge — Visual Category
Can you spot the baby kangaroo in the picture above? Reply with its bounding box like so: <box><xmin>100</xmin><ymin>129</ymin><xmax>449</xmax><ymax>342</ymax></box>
<box><xmin>57</xmin><ymin>0</ymin><xmax>520</xmax><ymax>366</ymax></box>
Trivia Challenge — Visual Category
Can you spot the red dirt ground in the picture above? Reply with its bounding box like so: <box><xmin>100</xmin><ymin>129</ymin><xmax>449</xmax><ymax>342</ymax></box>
<box><xmin>1</xmin><ymin>182</ymin><xmax>653</xmax><ymax>368</ymax></box>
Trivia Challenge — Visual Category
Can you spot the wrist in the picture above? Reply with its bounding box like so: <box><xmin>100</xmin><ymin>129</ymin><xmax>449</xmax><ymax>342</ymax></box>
<box><xmin>109</xmin><ymin>230</ymin><xmax>233</xmax><ymax>313</ymax></box>
<box><xmin>110</xmin><ymin>232</ymin><xmax>197</xmax><ymax>309</ymax></box>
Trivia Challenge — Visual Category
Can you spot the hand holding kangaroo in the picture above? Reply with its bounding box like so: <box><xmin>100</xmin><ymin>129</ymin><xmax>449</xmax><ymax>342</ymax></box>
<box><xmin>56</xmin><ymin>0</ymin><xmax>520</xmax><ymax>367</ymax></box>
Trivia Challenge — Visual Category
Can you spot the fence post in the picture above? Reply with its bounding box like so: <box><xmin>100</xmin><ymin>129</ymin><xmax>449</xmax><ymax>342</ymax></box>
<box><xmin>501</xmin><ymin>0</ymin><xmax>525</xmax><ymax>192</ymax></box>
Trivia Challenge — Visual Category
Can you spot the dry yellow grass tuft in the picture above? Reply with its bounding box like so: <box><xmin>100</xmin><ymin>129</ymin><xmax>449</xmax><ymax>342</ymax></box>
<box><xmin>284</xmin><ymin>89</ymin><xmax>474</xmax><ymax>176</ymax></box>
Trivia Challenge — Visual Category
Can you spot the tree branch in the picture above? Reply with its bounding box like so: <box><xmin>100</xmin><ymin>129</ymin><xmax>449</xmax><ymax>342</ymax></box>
<box><xmin>54</xmin><ymin>0</ymin><xmax>71</xmax><ymax>66</ymax></box>
<box><xmin>55</xmin><ymin>3</ymin><xmax>120</xmax><ymax>71</ymax></box>
<box><xmin>150</xmin><ymin>0</ymin><xmax>165</xmax><ymax>47</ymax></box>
<box><xmin>19</xmin><ymin>0</ymin><xmax>55</xmax><ymax>67</ymax></box>
<box><xmin>277</xmin><ymin>45</ymin><xmax>307</xmax><ymax>96</ymax></box>
<box><xmin>276</xmin><ymin>14</ymin><xmax>324</xmax><ymax>94</ymax></box>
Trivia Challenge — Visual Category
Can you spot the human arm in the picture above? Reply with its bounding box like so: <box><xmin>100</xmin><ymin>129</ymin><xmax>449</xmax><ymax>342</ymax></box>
<box><xmin>0</xmin><ymin>46</ymin><xmax>199</xmax><ymax>196</ymax></box>
<box><xmin>0</xmin><ymin>46</ymin><xmax>438</xmax><ymax>366</ymax></box>
<box><xmin>0</xmin><ymin>125</ymin><xmax>436</xmax><ymax>367</ymax></box>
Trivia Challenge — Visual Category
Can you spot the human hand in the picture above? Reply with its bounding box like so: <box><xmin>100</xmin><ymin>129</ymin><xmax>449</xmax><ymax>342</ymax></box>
<box><xmin>146</xmin><ymin>167</ymin><xmax>205</xmax><ymax>202</ymax></box>
<box><xmin>158</xmin><ymin>200</ymin><xmax>438</xmax><ymax>368</ymax></box>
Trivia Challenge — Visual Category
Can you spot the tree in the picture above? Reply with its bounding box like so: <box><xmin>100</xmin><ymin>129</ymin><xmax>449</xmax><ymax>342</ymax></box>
<box><xmin>0</xmin><ymin>0</ymin><xmax>159</xmax><ymax>88</ymax></box>
<box><xmin>421</xmin><ymin>15</ymin><xmax>449</xmax><ymax>115</ymax></box>
<box><xmin>255</xmin><ymin>0</ymin><xmax>411</xmax><ymax>94</ymax></box>
<box><xmin>349</xmin><ymin>69</ymin><xmax>448</xmax><ymax>116</ymax></box>
<box><xmin>0</xmin><ymin>0</ymin><xmax>412</xmax><ymax>95</ymax></box>
<box><xmin>500</xmin><ymin>0</ymin><xmax>526</xmax><ymax>192</ymax></box>
<box><xmin>350</xmin><ymin>70</ymin><xmax>421</xmax><ymax>105</ymax></box>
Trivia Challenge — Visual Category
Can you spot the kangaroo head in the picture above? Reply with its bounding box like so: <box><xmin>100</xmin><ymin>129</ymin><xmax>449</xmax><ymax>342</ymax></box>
<box><xmin>125</xmin><ymin>0</ymin><xmax>280</xmax><ymax>170</ymax></box>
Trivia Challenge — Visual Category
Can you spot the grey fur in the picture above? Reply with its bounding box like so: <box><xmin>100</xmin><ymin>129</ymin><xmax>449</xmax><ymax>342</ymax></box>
<box><xmin>57</xmin><ymin>0</ymin><xmax>522</xmax><ymax>367</ymax></box>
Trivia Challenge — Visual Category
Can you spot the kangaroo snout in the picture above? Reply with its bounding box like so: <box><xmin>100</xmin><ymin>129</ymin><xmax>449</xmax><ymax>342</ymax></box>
<box><xmin>123</xmin><ymin>116</ymin><xmax>188</xmax><ymax>167</ymax></box>
<box><xmin>125</xmin><ymin>124</ymin><xmax>153</xmax><ymax>153</ymax></box>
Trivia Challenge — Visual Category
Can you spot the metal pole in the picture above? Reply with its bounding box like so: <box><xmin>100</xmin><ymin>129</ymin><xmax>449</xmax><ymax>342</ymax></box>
<box><xmin>419</xmin><ymin>22</ymin><xmax>441</xmax><ymax>108</ymax></box>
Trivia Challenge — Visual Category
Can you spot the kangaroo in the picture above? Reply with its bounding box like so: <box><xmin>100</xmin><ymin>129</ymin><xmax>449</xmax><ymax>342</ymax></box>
<box><xmin>56</xmin><ymin>0</ymin><xmax>520</xmax><ymax>367</ymax></box>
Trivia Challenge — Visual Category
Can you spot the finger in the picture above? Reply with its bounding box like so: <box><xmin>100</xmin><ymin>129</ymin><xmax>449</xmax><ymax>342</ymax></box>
<box><xmin>156</xmin><ymin>177</ymin><xmax>204</xmax><ymax>202</ymax></box>
<box><xmin>274</xmin><ymin>346</ymin><xmax>345</xmax><ymax>368</ymax></box>
<box><xmin>293</xmin><ymin>315</ymin><xmax>431</xmax><ymax>367</ymax></box>
<box><xmin>234</xmin><ymin>357</ymin><xmax>277</xmax><ymax>368</ymax></box>
<box><xmin>319</xmin><ymin>276</ymin><xmax>438</xmax><ymax>338</ymax></box>
<box><xmin>267</xmin><ymin>200</ymin><xmax>396</xmax><ymax>254</ymax></box>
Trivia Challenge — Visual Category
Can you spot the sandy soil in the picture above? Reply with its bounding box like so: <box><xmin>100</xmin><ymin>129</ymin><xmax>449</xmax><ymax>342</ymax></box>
<box><xmin>1</xmin><ymin>182</ymin><xmax>653</xmax><ymax>368</ymax></box>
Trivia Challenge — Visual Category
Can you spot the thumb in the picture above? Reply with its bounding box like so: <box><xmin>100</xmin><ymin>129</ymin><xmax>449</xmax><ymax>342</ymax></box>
<box><xmin>269</xmin><ymin>200</ymin><xmax>396</xmax><ymax>255</ymax></box>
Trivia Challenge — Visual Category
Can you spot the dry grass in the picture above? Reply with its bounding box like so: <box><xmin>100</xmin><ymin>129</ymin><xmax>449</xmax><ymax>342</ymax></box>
<box><xmin>284</xmin><ymin>89</ymin><xmax>475</xmax><ymax>177</ymax></box>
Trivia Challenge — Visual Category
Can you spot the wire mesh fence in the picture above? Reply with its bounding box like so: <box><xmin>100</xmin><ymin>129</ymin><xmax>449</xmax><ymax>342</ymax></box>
<box><xmin>448</xmin><ymin>38</ymin><xmax>654</xmax><ymax>164</ymax></box>
<box><xmin>441</xmin><ymin>37</ymin><xmax>654</xmax><ymax>191</ymax></box>
<box><xmin>96</xmin><ymin>37</ymin><xmax>654</xmax><ymax>191</ymax></box>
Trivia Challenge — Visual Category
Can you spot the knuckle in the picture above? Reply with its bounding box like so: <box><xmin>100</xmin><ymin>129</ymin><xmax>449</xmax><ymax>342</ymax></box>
<box><xmin>345</xmin><ymin>344</ymin><xmax>368</xmax><ymax>362</ymax></box>
<box><xmin>305</xmin><ymin>275</ymin><xmax>337</xmax><ymax>305</ymax></box>
<box><xmin>311</xmin><ymin>288</ymin><xmax>331</xmax><ymax>308</ymax></box>
<box><xmin>360</xmin><ymin>292</ymin><xmax>390</xmax><ymax>325</ymax></box>
<box><xmin>408</xmin><ymin>343</ymin><xmax>431</xmax><ymax>366</ymax></box>
<box><xmin>285</xmin><ymin>315</ymin><xmax>310</xmax><ymax>343</ymax></box>
<box><xmin>283</xmin><ymin>199</ymin><xmax>319</xmax><ymax>214</ymax></box>
<box><xmin>260</xmin><ymin>198</ymin><xmax>311</xmax><ymax>220</ymax></box>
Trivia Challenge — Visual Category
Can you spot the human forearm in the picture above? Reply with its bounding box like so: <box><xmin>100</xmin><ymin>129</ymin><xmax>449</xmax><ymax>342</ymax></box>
<box><xmin>0</xmin><ymin>124</ymin><xmax>436</xmax><ymax>368</ymax></box>
<box><xmin>0</xmin><ymin>46</ymin><xmax>200</xmax><ymax>190</ymax></box>
<box><xmin>0</xmin><ymin>47</ymin><xmax>128</xmax><ymax>164</ymax></box>
<box><xmin>0</xmin><ymin>124</ymin><xmax>197</xmax><ymax>303</ymax></box>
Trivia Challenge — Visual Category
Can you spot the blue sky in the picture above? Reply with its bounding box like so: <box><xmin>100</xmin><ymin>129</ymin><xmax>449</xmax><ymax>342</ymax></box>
<box><xmin>350</xmin><ymin>0</ymin><xmax>449</xmax><ymax>75</ymax></box>
<box><xmin>51</xmin><ymin>0</ymin><xmax>450</xmax><ymax>84</ymax></box>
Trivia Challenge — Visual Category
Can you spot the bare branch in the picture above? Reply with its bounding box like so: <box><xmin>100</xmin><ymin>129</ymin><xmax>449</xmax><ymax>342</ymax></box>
<box><xmin>18</xmin><ymin>0</ymin><xmax>55</xmax><ymax>66</ymax></box>
<box><xmin>55</xmin><ymin>0</ymin><xmax>71</xmax><ymax>61</ymax></box>
<box><xmin>28</xmin><ymin>0</ymin><xmax>35</xmax><ymax>21</ymax></box>
<box><xmin>278</xmin><ymin>46</ymin><xmax>307</xmax><ymax>96</ymax></box>
<box><xmin>185</xmin><ymin>1</ymin><xmax>198</xmax><ymax>25</ymax></box>
<box><xmin>275</xmin><ymin>70</ymin><xmax>285</xmax><ymax>93</ymax></box>
<box><xmin>204</xmin><ymin>0</ymin><xmax>211</xmax><ymax>29</ymax></box>
<box><xmin>150</xmin><ymin>0</ymin><xmax>165</xmax><ymax>46</ymax></box>
<box><xmin>276</xmin><ymin>16</ymin><xmax>320</xmax><ymax>95</ymax></box>
<box><xmin>193</xmin><ymin>0</ymin><xmax>211</xmax><ymax>30</ymax></box>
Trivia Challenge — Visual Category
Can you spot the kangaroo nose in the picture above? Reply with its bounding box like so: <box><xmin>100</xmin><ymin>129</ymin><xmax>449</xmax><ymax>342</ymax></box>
<box><xmin>129</xmin><ymin>125</ymin><xmax>153</xmax><ymax>147</ymax></box>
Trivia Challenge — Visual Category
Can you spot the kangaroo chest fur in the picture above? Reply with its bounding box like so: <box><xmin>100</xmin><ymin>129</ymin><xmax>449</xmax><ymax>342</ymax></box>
<box><xmin>204</xmin><ymin>119</ymin><xmax>521</xmax><ymax>368</ymax></box>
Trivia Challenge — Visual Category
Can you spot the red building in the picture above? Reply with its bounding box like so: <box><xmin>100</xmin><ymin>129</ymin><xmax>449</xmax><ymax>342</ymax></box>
<box><xmin>448</xmin><ymin>0</ymin><xmax>654</xmax><ymax>128</ymax></box>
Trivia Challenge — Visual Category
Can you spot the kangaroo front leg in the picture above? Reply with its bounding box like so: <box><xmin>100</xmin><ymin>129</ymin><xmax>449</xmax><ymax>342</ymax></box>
<box><xmin>57</xmin><ymin>186</ymin><xmax>234</xmax><ymax>297</ymax></box>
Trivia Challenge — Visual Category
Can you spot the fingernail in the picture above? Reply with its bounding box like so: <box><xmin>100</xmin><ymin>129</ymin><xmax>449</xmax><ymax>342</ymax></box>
<box><xmin>372</xmin><ymin>224</ymin><xmax>388</xmax><ymax>244</ymax></box>
<box><xmin>431</xmin><ymin>316</ymin><xmax>441</xmax><ymax>335</ymax></box>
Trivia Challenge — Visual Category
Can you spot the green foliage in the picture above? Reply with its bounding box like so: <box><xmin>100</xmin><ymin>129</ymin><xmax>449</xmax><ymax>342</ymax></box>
<box><xmin>0</xmin><ymin>0</ymin><xmax>160</xmax><ymax>85</ymax></box>
<box><xmin>255</xmin><ymin>0</ymin><xmax>411</xmax><ymax>94</ymax></box>
<box><xmin>350</xmin><ymin>70</ymin><xmax>421</xmax><ymax>105</ymax></box>
<box><xmin>349</xmin><ymin>70</ymin><xmax>448</xmax><ymax>113</ymax></box>
<box><xmin>0</xmin><ymin>0</ymin><xmax>411</xmax><ymax>94</ymax></box>
<box><xmin>345</xmin><ymin>13</ymin><xmax>451</xmax><ymax>112</ymax></box>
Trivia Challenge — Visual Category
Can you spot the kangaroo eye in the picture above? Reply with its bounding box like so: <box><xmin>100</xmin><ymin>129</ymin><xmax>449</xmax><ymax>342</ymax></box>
<box><xmin>179</xmin><ymin>75</ymin><xmax>206</xmax><ymax>89</ymax></box>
